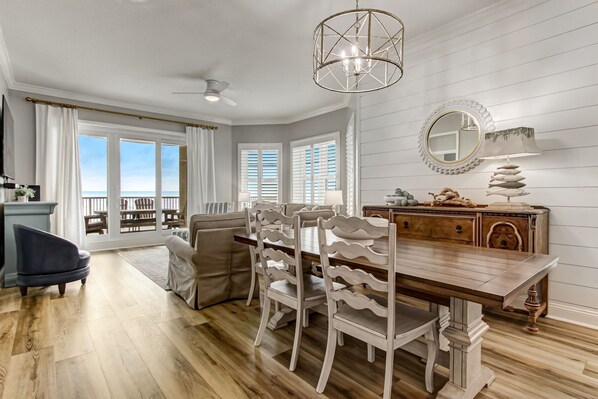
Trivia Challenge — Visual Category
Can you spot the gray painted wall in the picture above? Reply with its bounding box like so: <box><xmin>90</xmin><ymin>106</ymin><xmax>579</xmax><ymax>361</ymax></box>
<box><xmin>231</xmin><ymin>107</ymin><xmax>352</xmax><ymax>205</ymax></box>
<box><xmin>0</xmin><ymin>69</ymin><xmax>8</xmax><ymax>282</ymax></box>
<box><xmin>7</xmin><ymin>90</ymin><xmax>233</xmax><ymax>202</ymax></box>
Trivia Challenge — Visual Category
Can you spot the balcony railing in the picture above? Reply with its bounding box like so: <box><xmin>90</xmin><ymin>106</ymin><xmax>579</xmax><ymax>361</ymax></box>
<box><xmin>82</xmin><ymin>196</ymin><xmax>181</xmax><ymax>216</ymax></box>
<box><xmin>82</xmin><ymin>196</ymin><xmax>184</xmax><ymax>235</ymax></box>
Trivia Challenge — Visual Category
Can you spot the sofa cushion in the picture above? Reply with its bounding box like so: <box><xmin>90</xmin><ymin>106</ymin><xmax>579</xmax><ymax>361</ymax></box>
<box><xmin>189</xmin><ymin>211</ymin><xmax>246</xmax><ymax>248</ymax></box>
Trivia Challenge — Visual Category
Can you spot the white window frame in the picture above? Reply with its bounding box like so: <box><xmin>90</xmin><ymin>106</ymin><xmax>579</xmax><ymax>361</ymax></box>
<box><xmin>290</xmin><ymin>131</ymin><xmax>340</xmax><ymax>204</ymax></box>
<box><xmin>238</xmin><ymin>143</ymin><xmax>283</xmax><ymax>203</ymax></box>
<box><xmin>78</xmin><ymin>120</ymin><xmax>185</xmax><ymax>250</ymax></box>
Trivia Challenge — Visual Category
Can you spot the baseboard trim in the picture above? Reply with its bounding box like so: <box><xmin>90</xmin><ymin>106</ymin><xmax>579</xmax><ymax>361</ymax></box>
<box><xmin>2</xmin><ymin>272</ymin><xmax>16</xmax><ymax>288</ymax></box>
<box><xmin>546</xmin><ymin>301</ymin><xmax>598</xmax><ymax>331</ymax></box>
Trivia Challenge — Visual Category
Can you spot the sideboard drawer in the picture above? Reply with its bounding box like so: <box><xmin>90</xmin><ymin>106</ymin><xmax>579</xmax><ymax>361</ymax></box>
<box><xmin>364</xmin><ymin>209</ymin><xmax>390</xmax><ymax>220</ymax></box>
<box><xmin>393</xmin><ymin>213</ymin><xmax>475</xmax><ymax>245</ymax></box>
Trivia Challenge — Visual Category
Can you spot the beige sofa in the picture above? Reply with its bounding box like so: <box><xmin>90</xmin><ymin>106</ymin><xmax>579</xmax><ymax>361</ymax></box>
<box><xmin>165</xmin><ymin>212</ymin><xmax>257</xmax><ymax>309</ymax></box>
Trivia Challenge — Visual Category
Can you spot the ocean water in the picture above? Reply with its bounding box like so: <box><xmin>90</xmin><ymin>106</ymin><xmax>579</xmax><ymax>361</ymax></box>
<box><xmin>82</xmin><ymin>191</ymin><xmax>179</xmax><ymax>197</ymax></box>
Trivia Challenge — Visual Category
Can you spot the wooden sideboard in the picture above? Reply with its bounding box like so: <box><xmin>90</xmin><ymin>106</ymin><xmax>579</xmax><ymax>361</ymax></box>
<box><xmin>363</xmin><ymin>204</ymin><xmax>550</xmax><ymax>332</ymax></box>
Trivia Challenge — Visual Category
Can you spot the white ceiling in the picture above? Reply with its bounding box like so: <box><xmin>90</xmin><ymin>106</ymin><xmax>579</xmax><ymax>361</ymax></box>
<box><xmin>0</xmin><ymin>0</ymin><xmax>496</xmax><ymax>125</ymax></box>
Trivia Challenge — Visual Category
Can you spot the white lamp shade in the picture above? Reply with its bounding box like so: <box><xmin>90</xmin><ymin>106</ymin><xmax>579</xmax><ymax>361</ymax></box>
<box><xmin>238</xmin><ymin>192</ymin><xmax>251</xmax><ymax>202</ymax></box>
<box><xmin>479</xmin><ymin>127</ymin><xmax>542</xmax><ymax>159</ymax></box>
<box><xmin>324</xmin><ymin>190</ymin><xmax>344</xmax><ymax>206</ymax></box>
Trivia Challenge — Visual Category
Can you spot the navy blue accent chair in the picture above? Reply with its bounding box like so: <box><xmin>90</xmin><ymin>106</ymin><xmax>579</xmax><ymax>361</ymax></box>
<box><xmin>13</xmin><ymin>224</ymin><xmax>91</xmax><ymax>296</ymax></box>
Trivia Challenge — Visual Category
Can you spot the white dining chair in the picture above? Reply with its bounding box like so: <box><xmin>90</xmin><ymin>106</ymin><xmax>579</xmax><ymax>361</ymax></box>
<box><xmin>254</xmin><ymin>209</ymin><xmax>344</xmax><ymax>371</ymax></box>
<box><xmin>316</xmin><ymin>215</ymin><xmax>438</xmax><ymax>398</ymax></box>
<box><xmin>244</xmin><ymin>203</ymin><xmax>283</xmax><ymax>306</ymax></box>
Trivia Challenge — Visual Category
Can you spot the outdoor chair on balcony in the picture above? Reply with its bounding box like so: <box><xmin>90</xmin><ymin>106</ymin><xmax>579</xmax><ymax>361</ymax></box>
<box><xmin>84</xmin><ymin>214</ymin><xmax>107</xmax><ymax>235</ymax></box>
<box><xmin>132</xmin><ymin>197</ymin><xmax>156</xmax><ymax>230</ymax></box>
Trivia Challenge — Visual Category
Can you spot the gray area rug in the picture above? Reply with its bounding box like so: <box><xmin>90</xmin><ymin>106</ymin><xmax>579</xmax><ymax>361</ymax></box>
<box><xmin>117</xmin><ymin>245</ymin><xmax>170</xmax><ymax>290</ymax></box>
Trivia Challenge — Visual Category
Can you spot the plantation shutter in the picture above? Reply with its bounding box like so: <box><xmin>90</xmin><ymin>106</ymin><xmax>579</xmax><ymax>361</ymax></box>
<box><xmin>346</xmin><ymin>113</ymin><xmax>355</xmax><ymax>216</ymax></box>
<box><xmin>292</xmin><ymin>145</ymin><xmax>310</xmax><ymax>203</ymax></box>
<box><xmin>291</xmin><ymin>134</ymin><xmax>338</xmax><ymax>205</ymax></box>
<box><xmin>239</xmin><ymin>144</ymin><xmax>280</xmax><ymax>203</ymax></box>
<box><xmin>261</xmin><ymin>150</ymin><xmax>279</xmax><ymax>203</ymax></box>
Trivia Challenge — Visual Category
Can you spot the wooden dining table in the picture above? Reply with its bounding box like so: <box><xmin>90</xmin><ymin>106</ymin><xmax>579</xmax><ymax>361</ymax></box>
<box><xmin>234</xmin><ymin>227</ymin><xmax>559</xmax><ymax>399</ymax></box>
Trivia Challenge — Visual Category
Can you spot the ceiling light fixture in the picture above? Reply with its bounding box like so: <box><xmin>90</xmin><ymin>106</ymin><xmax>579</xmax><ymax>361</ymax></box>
<box><xmin>204</xmin><ymin>93</ymin><xmax>220</xmax><ymax>102</ymax></box>
<box><xmin>313</xmin><ymin>0</ymin><xmax>404</xmax><ymax>93</ymax></box>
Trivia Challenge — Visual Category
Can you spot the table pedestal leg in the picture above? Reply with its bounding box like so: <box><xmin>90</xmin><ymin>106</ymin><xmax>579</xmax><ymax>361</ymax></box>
<box><xmin>267</xmin><ymin>307</ymin><xmax>296</xmax><ymax>330</ymax></box>
<box><xmin>524</xmin><ymin>283</ymin><xmax>546</xmax><ymax>333</ymax></box>
<box><xmin>437</xmin><ymin>298</ymin><xmax>495</xmax><ymax>399</ymax></box>
<box><xmin>430</xmin><ymin>303</ymin><xmax>450</xmax><ymax>352</ymax></box>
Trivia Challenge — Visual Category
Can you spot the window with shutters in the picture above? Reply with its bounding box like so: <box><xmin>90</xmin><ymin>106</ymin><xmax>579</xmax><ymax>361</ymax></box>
<box><xmin>346</xmin><ymin>113</ymin><xmax>355</xmax><ymax>216</ymax></box>
<box><xmin>238</xmin><ymin>143</ymin><xmax>282</xmax><ymax>203</ymax></box>
<box><xmin>291</xmin><ymin>132</ymin><xmax>339</xmax><ymax>205</ymax></box>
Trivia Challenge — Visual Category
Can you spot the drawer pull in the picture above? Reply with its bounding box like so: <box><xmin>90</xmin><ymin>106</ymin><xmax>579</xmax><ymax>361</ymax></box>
<box><xmin>456</xmin><ymin>225</ymin><xmax>463</xmax><ymax>234</ymax></box>
<box><xmin>403</xmin><ymin>221</ymin><xmax>409</xmax><ymax>229</ymax></box>
<box><xmin>370</xmin><ymin>213</ymin><xmax>383</xmax><ymax>218</ymax></box>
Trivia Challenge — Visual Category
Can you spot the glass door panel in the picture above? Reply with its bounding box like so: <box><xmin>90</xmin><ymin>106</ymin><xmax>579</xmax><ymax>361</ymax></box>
<box><xmin>120</xmin><ymin>139</ymin><xmax>156</xmax><ymax>233</ymax></box>
<box><xmin>161</xmin><ymin>144</ymin><xmax>185</xmax><ymax>229</ymax></box>
<box><xmin>79</xmin><ymin>135</ymin><xmax>109</xmax><ymax>236</ymax></box>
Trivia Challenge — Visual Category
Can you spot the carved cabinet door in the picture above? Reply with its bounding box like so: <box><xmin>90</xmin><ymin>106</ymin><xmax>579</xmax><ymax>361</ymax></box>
<box><xmin>481</xmin><ymin>215</ymin><xmax>530</xmax><ymax>252</ymax></box>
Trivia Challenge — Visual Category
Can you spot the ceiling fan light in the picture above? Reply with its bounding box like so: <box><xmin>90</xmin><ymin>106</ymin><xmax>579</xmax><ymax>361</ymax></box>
<box><xmin>204</xmin><ymin>94</ymin><xmax>220</xmax><ymax>102</ymax></box>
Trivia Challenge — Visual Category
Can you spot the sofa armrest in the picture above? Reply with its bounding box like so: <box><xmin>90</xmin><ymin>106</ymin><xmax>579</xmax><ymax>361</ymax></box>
<box><xmin>165</xmin><ymin>236</ymin><xmax>195</xmax><ymax>264</ymax></box>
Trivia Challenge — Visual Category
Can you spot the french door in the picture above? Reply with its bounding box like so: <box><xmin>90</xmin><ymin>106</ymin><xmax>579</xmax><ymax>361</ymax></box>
<box><xmin>79</xmin><ymin>122</ymin><xmax>185</xmax><ymax>250</ymax></box>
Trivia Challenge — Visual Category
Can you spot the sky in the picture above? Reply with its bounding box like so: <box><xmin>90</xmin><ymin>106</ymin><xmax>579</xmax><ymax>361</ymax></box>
<box><xmin>79</xmin><ymin>135</ymin><xmax>180</xmax><ymax>194</ymax></box>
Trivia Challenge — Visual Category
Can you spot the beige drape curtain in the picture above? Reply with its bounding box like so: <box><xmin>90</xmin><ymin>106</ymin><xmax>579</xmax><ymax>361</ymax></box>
<box><xmin>35</xmin><ymin>104</ymin><xmax>85</xmax><ymax>246</ymax></box>
<box><xmin>186</xmin><ymin>126</ymin><xmax>216</xmax><ymax>217</ymax></box>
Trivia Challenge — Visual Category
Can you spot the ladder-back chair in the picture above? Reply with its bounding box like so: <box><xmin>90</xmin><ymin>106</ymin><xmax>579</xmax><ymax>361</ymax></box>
<box><xmin>254</xmin><ymin>209</ymin><xmax>344</xmax><ymax>371</ymax></box>
<box><xmin>316</xmin><ymin>215</ymin><xmax>438</xmax><ymax>398</ymax></box>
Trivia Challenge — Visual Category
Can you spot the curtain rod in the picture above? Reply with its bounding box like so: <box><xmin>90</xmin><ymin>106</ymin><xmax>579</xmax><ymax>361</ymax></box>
<box><xmin>25</xmin><ymin>96</ymin><xmax>219</xmax><ymax>130</ymax></box>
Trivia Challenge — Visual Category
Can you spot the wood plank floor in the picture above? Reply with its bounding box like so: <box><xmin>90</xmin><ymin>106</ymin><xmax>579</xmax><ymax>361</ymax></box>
<box><xmin>1</xmin><ymin>250</ymin><xmax>597</xmax><ymax>399</ymax></box>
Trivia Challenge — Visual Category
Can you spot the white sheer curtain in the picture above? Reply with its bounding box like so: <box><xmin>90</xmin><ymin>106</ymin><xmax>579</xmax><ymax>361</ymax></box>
<box><xmin>186</xmin><ymin>126</ymin><xmax>216</xmax><ymax>216</ymax></box>
<box><xmin>35</xmin><ymin>104</ymin><xmax>84</xmax><ymax>246</ymax></box>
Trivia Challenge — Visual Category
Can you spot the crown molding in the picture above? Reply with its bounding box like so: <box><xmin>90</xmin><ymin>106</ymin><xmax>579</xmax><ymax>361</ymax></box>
<box><xmin>0</xmin><ymin>23</ymin><xmax>16</xmax><ymax>87</ymax></box>
<box><xmin>10</xmin><ymin>82</ymin><xmax>232</xmax><ymax>125</ymax></box>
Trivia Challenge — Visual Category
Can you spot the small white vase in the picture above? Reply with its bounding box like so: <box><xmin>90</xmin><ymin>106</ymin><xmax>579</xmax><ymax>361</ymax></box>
<box><xmin>17</xmin><ymin>196</ymin><xmax>28</xmax><ymax>203</ymax></box>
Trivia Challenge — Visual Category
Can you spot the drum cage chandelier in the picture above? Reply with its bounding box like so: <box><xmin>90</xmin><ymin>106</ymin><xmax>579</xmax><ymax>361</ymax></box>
<box><xmin>313</xmin><ymin>1</ymin><xmax>404</xmax><ymax>93</ymax></box>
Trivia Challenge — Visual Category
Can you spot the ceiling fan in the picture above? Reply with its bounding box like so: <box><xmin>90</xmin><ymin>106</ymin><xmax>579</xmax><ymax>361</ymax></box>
<box><xmin>172</xmin><ymin>79</ymin><xmax>237</xmax><ymax>106</ymax></box>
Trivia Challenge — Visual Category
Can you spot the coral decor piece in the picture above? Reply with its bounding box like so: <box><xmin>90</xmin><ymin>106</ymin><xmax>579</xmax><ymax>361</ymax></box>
<box><xmin>422</xmin><ymin>187</ymin><xmax>477</xmax><ymax>208</ymax></box>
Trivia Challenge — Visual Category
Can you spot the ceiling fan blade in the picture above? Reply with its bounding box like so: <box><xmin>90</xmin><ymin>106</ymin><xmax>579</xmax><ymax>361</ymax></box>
<box><xmin>217</xmin><ymin>81</ymin><xmax>230</xmax><ymax>92</ymax></box>
<box><xmin>221</xmin><ymin>96</ymin><xmax>237</xmax><ymax>106</ymax></box>
<box><xmin>172</xmin><ymin>91</ymin><xmax>204</xmax><ymax>95</ymax></box>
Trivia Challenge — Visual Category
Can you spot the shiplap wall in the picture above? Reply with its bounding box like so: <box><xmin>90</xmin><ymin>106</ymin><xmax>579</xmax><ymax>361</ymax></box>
<box><xmin>358</xmin><ymin>0</ymin><xmax>598</xmax><ymax>328</ymax></box>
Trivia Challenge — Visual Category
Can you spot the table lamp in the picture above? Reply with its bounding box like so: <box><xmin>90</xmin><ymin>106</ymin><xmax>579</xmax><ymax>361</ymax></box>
<box><xmin>238</xmin><ymin>192</ymin><xmax>251</xmax><ymax>211</ymax></box>
<box><xmin>324</xmin><ymin>190</ymin><xmax>344</xmax><ymax>214</ymax></box>
<box><xmin>479</xmin><ymin>127</ymin><xmax>542</xmax><ymax>210</ymax></box>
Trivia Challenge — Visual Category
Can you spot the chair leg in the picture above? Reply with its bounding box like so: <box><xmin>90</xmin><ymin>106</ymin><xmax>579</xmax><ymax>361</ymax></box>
<box><xmin>383</xmin><ymin>347</ymin><xmax>395</xmax><ymax>399</ymax></box>
<box><xmin>316</xmin><ymin>324</ymin><xmax>338</xmax><ymax>393</ymax></box>
<box><xmin>19</xmin><ymin>286</ymin><xmax>28</xmax><ymax>297</ymax></box>
<box><xmin>367</xmin><ymin>344</ymin><xmax>376</xmax><ymax>363</ymax></box>
<box><xmin>289</xmin><ymin>304</ymin><xmax>304</xmax><ymax>371</ymax></box>
<box><xmin>58</xmin><ymin>283</ymin><xmax>66</xmax><ymax>295</ymax></box>
<box><xmin>246</xmin><ymin>269</ymin><xmax>256</xmax><ymax>306</ymax></box>
<box><xmin>81</xmin><ymin>278</ymin><xmax>87</xmax><ymax>285</ymax></box>
<box><xmin>303</xmin><ymin>308</ymin><xmax>309</xmax><ymax>327</ymax></box>
<box><xmin>254</xmin><ymin>294</ymin><xmax>271</xmax><ymax>347</ymax></box>
<box><xmin>337</xmin><ymin>331</ymin><xmax>344</xmax><ymax>346</ymax></box>
<box><xmin>424</xmin><ymin>326</ymin><xmax>439</xmax><ymax>393</ymax></box>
